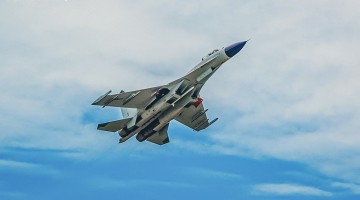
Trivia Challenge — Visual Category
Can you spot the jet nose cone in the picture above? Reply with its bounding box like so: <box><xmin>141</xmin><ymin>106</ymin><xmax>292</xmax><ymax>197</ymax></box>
<box><xmin>225</xmin><ymin>40</ymin><xmax>248</xmax><ymax>58</ymax></box>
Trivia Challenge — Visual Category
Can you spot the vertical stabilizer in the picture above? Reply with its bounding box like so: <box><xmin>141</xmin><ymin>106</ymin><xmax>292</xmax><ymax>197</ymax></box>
<box><xmin>121</xmin><ymin>107</ymin><xmax>137</xmax><ymax>118</ymax></box>
<box><xmin>120</xmin><ymin>90</ymin><xmax>138</xmax><ymax>118</ymax></box>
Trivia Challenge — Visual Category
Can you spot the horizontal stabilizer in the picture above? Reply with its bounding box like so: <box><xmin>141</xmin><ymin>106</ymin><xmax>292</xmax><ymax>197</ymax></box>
<box><xmin>97</xmin><ymin>118</ymin><xmax>132</xmax><ymax>132</ymax></box>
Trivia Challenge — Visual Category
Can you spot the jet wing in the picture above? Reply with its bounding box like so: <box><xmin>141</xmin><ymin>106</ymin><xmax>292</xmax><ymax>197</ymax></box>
<box><xmin>175</xmin><ymin>102</ymin><xmax>217</xmax><ymax>131</ymax></box>
<box><xmin>147</xmin><ymin>124</ymin><xmax>170</xmax><ymax>145</ymax></box>
<box><xmin>92</xmin><ymin>86</ymin><xmax>163</xmax><ymax>109</ymax></box>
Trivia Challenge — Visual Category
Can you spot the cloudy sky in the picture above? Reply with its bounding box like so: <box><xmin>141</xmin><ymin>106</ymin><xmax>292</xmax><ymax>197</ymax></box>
<box><xmin>1</xmin><ymin>0</ymin><xmax>360</xmax><ymax>199</ymax></box>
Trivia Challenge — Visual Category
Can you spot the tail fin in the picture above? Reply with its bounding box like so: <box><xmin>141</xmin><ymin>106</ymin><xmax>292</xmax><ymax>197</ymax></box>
<box><xmin>120</xmin><ymin>90</ymin><xmax>138</xmax><ymax>118</ymax></box>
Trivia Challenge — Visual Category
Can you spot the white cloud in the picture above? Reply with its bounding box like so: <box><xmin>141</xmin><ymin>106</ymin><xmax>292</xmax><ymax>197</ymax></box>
<box><xmin>189</xmin><ymin>167</ymin><xmax>242</xmax><ymax>179</ymax></box>
<box><xmin>0</xmin><ymin>159</ymin><xmax>59</xmax><ymax>177</ymax></box>
<box><xmin>332</xmin><ymin>182</ymin><xmax>360</xmax><ymax>194</ymax></box>
<box><xmin>0</xmin><ymin>159</ymin><xmax>39</xmax><ymax>169</ymax></box>
<box><xmin>196</xmin><ymin>0</ymin><xmax>360</xmax><ymax>186</ymax></box>
<box><xmin>253</xmin><ymin>183</ymin><xmax>332</xmax><ymax>196</ymax></box>
<box><xmin>87</xmin><ymin>177</ymin><xmax>195</xmax><ymax>189</ymax></box>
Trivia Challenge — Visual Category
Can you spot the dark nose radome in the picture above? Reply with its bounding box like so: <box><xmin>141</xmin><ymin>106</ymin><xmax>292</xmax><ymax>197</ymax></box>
<box><xmin>225</xmin><ymin>40</ymin><xmax>247</xmax><ymax>58</ymax></box>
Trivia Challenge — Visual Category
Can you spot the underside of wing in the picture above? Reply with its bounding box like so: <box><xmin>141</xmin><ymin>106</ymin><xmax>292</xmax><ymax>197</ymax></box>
<box><xmin>146</xmin><ymin>124</ymin><xmax>170</xmax><ymax>145</ymax></box>
<box><xmin>92</xmin><ymin>86</ymin><xmax>163</xmax><ymax>109</ymax></box>
<box><xmin>176</xmin><ymin>102</ymin><xmax>217</xmax><ymax>131</ymax></box>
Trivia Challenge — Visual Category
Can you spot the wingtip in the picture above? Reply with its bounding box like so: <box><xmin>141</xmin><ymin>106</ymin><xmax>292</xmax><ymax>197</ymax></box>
<box><xmin>92</xmin><ymin>90</ymin><xmax>112</xmax><ymax>106</ymax></box>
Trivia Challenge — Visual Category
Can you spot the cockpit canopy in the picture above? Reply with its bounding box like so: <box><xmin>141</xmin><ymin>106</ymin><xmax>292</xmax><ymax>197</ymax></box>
<box><xmin>202</xmin><ymin>49</ymin><xmax>219</xmax><ymax>60</ymax></box>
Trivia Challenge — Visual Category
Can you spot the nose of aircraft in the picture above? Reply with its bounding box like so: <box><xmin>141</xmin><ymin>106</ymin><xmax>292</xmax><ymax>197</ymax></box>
<box><xmin>225</xmin><ymin>40</ymin><xmax>248</xmax><ymax>58</ymax></box>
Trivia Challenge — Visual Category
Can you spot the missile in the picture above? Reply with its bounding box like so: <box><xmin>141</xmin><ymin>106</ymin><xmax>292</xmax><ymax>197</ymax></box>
<box><xmin>92</xmin><ymin>90</ymin><xmax>111</xmax><ymax>105</ymax></box>
<box><xmin>191</xmin><ymin>109</ymin><xmax>208</xmax><ymax>123</ymax></box>
<box><xmin>123</xmin><ymin>91</ymin><xmax>140</xmax><ymax>105</ymax></box>
<box><xmin>102</xmin><ymin>94</ymin><xmax>119</xmax><ymax>108</ymax></box>
<box><xmin>207</xmin><ymin>118</ymin><xmax>218</xmax><ymax>127</ymax></box>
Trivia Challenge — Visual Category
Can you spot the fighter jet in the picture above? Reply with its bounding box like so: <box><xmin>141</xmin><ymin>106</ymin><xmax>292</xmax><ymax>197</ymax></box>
<box><xmin>92</xmin><ymin>40</ymin><xmax>247</xmax><ymax>145</ymax></box>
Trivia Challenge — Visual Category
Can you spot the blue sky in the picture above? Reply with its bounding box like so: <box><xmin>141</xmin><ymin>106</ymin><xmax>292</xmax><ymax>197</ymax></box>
<box><xmin>1</xmin><ymin>0</ymin><xmax>360</xmax><ymax>199</ymax></box>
